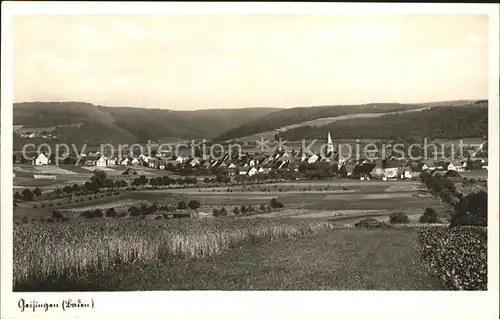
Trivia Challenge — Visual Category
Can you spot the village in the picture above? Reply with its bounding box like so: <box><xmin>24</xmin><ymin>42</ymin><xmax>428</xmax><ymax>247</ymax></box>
<box><xmin>16</xmin><ymin>132</ymin><xmax>488</xmax><ymax>183</ymax></box>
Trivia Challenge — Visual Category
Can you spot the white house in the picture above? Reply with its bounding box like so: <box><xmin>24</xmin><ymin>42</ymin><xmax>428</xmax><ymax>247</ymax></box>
<box><xmin>121</xmin><ymin>158</ymin><xmax>130</xmax><ymax>166</ymax></box>
<box><xmin>96</xmin><ymin>156</ymin><xmax>108</xmax><ymax>167</ymax></box>
<box><xmin>175</xmin><ymin>155</ymin><xmax>185</xmax><ymax>164</ymax></box>
<box><xmin>249</xmin><ymin>159</ymin><xmax>256</xmax><ymax>167</ymax></box>
<box><xmin>131</xmin><ymin>158</ymin><xmax>140</xmax><ymax>166</ymax></box>
<box><xmin>34</xmin><ymin>153</ymin><xmax>48</xmax><ymax>165</ymax></box>
<box><xmin>383</xmin><ymin>167</ymin><xmax>398</xmax><ymax>179</ymax></box>
<box><xmin>247</xmin><ymin>167</ymin><xmax>258</xmax><ymax>176</ymax></box>
<box><xmin>189</xmin><ymin>158</ymin><xmax>200</xmax><ymax>167</ymax></box>
<box><xmin>446</xmin><ymin>162</ymin><xmax>456</xmax><ymax>171</ymax></box>
<box><xmin>257</xmin><ymin>167</ymin><xmax>265</xmax><ymax>173</ymax></box>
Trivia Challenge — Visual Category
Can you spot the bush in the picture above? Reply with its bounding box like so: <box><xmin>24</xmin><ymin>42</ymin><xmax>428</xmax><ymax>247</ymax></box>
<box><xmin>33</xmin><ymin>205</ymin><xmax>38</xmax><ymax>209</ymax></box>
<box><xmin>419</xmin><ymin>208</ymin><xmax>439</xmax><ymax>223</ymax></box>
<box><xmin>89</xmin><ymin>197</ymin><xmax>92</xmax><ymax>200</ymax></box>
<box><xmin>420</xmin><ymin>227</ymin><xmax>486</xmax><ymax>290</ymax></box>
<box><xmin>106</xmin><ymin>208</ymin><xmax>117</xmax><ymax>218</ymax></box>
<box><xmin>240</xmin><ymin>205</ymin><xmax>248</xmax><ymax>214</ymax></box>
<box><xmin>260</xmin><ymin>204</ymin><xmax>266</xmax><ymax>211</ymax></box>
<box><xmin>233</xmin><ymin>206</ymin><xmax>240</xmax><ymax>215</ymax></box>
<box><xmin>188</xmin><ymin>200</ymin><xmax>200</xmax><ymax>211</ymax></box>
<box><xmin>248</xmin><ymin>205</ymin><xmax>255</xmax><ymax>213</ymax></box>
<box><xmin>212</xmin><ymin>208</ymin><xmax>220</xmax><ymax>217</ymax></box>
<box><xmin>81</xmin><ymin>209</ymin><xmax>103</xmax><ymax>219</ymax></box>
<box><xmin>219</xmin><ymin>207</ymin><xmax>228</xmax><ymax>216</ymax></box>
<box><xmin>389</xmin><ymin>211</ymin><xmax>410</xmax><ymax>224</ymax></box>
<box><xmin>41</xmin><ymin>204</ymin><xmax>45</xmax><ymax>208</ymax></box>
<box><xmin>177</xmin><ymin>201</ymin><xmax>187</xmax><ymax>210</ymax></box>
<box><xmin>51</xmin><ymin>210</ymin><xmax>64</xmax><ymax>220</ymax></box>
<box><xmin>270</xmin><ymin>198</ymin><xmax>284</xmax><ymax>209</ymax></box>
<box><xmin>355</xmin><ymin>218</ymin><xmax>385</xmax><ymax>228</ymax></box>
<box><xmin>450</xmin><ymin>191</ymin><xmax>487</xmax><ymax>227</ymax></box>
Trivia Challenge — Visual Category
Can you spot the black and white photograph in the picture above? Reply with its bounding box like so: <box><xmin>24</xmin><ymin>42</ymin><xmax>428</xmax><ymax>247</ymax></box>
<box><xmin>1</xmin><ymin>2</ymin><xmax>499</xmax><ymax>318</ymax></box>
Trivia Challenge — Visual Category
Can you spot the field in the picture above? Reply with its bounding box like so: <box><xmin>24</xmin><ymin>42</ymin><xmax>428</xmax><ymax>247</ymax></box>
<box><xmin>14</xmin><ymin>172</ymin><xmax>445</xmax><ymax>224</ymax></box>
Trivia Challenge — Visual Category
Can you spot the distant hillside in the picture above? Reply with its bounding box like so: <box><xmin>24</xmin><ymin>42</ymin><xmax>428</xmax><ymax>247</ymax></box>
<box><xmin>276</xmin><ymin>103</ymin><xmax>488</xmax><ymax>142</ymax></box>
<box><xmin>213</xmin><ymin>103</ymin><xmax>434</xmax><ymax>141</ymax></box>
<box><xmin>13</xmin><ymin>102</ymin><xmax>280</xmax><ymax>146</ymax></box>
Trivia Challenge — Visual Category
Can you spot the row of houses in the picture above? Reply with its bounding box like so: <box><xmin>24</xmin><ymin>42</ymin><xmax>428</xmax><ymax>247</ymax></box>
<box><xmin>28</xmin><ymin>132</ymin><xmax>488</xmax><ymax>181</ymax></box>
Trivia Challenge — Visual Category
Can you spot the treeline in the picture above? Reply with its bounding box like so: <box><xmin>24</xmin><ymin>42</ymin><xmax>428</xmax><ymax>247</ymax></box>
<box><xmin>277</xmin><ymin>104</ymin><xmax>488</xmax><ymax>141</ymax></box>
<box><xmin>214</xmin><ymin>103</ymin><xmax>426</xmax><ymax>141</ymax></box>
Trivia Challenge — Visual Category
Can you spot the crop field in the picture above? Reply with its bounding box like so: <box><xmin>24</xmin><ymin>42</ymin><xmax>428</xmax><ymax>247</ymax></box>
<box><xmin>13</xmin><ymin>218</ymin><xmax>339</xmax><ymax>291</ymax></box>
<box><xmin>14</xmin><ymin>220</ymin><xmax>459</xmax><ymax>291</ymax></box>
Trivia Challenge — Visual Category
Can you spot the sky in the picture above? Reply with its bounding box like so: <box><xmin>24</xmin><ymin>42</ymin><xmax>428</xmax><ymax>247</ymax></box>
<box><xmin>12</xmin><ymin>14</ymin><xmax>489</xmax><ymax>110</ymax></box>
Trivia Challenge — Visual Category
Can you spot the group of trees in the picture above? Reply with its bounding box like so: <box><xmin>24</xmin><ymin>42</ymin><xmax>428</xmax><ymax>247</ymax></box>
<box><xmin>14</xmin><ymin>187</ymin><xmax>42</xmax><ymax>202</ymax></box>
<box><xmin>212</xmin><ymin>199</ymin><xmax>283</xmax><ymax>217</ymax></box>
<box><xmin>420</xmin><ymin>171</ymin><xmax>487</xmax><ymax>227</ymax></box>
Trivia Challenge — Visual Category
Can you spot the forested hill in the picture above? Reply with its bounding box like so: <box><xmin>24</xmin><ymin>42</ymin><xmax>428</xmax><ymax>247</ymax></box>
<box><xmin>213</xmin><ymin>103</ymin><xmax>442</xmax><ymax>141</ymax></box>
<box><xmin>13</xmin><ymin>102</ymin><xmax>280</xmax><ymax>144</ymax></box>
<box><xmin>276</xmin><ymin>102</ymin><xmax>488</xmax><ymax>142</ymax></box>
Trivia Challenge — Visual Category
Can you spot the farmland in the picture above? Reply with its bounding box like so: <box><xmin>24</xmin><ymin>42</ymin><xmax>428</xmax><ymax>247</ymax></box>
<box><xmin>14</xmin><ymin>169</ymin><xmax>443</xmax><ymax>224</ymax></box>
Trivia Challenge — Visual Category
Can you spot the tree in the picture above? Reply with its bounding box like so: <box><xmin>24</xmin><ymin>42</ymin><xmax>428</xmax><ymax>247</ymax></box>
<box><xmin>72</xmin><ymin>183</ymin><xmax>81</xmax><ymax>194</ymax></box>
<box><xmin>298</xmin><ymin>163</ymin><xmax>308</xmax><ymax>173</ymax></box>
<box><xmin>14</xmin><ymin>191</ymin><xmax>23</xmax><ymax>201</ymax></box>
<box><xmin>63</xmin><ymin>185</ymin><xmax>73</xmax><ymax>196</ymax></box>
<box><xmin>219</xmin><ymin>207</ymin><xmax>228</xmax><ymax>216</ymax></box>
<box><xmin>270</xmin><ymin>198</ymin><xmax>284</xmax><ymax>209</ymax></box>
<box><xmin>203</xmin><ymin>177</ymin><xmax>211</xmax><ymax>184</ymax></box>
<box><xmin>451</xmin><ymin>191</ymin><xmax>487</xmax><ymax>227</ymax></box>
<box><xmin>22</xmin><ymin>189</ymin><xmax>33</xmax><ymax>201</ymax></box>
<box><xmin>32</xmin><ymin>187</ymin><xmax>42</xmax><ymax>199</ymax></box>
<box><xmin>54</xmin><ymin>188</ymin><xmax>63</xmax><ymax>197</ymax></box>
<box><xmin>115</xmin><ymin>180</ymin><xmax>123</xmax><ymax>189</ymax></box>
<box><xmin>240</xmin><ymin>205</ymin><xmax>248</xmax><ymax>214</ymax></box>
<box><xmin>212</xmin><ymin>208</ymin><xmax>220</xmax><ymax>217</ymax></box>
<box><xmin>188</xmin><ymin>200</ymin><xmax>200</xmax><ymax>211</ymax></box>
<box><xmin>177</xmin><ymin>201</ymin><xmax>187</xmax><ymax>210</ymax></box>
<box><xmin>233</xmin><ymin>206</ymin><xmax>240</xmax><ymax>215</ymax></box>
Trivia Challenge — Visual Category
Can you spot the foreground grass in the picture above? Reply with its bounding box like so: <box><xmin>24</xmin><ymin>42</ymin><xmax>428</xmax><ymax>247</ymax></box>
<box><xmin>15</xmin><ymin>222</ymin><xmax>444</xmax><ymax>291</ymax></box>
<box><xmin>14</xmin><ymin>218</ymin><xmax>338</xmax><ymax>291</ymax></box>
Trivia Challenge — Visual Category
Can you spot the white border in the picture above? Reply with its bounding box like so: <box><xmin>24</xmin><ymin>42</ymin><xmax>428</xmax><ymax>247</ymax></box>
<box><xmin>1</xmin><ymin>2</ymin><xmax>499</xmax><ymax>319</ymax></box>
